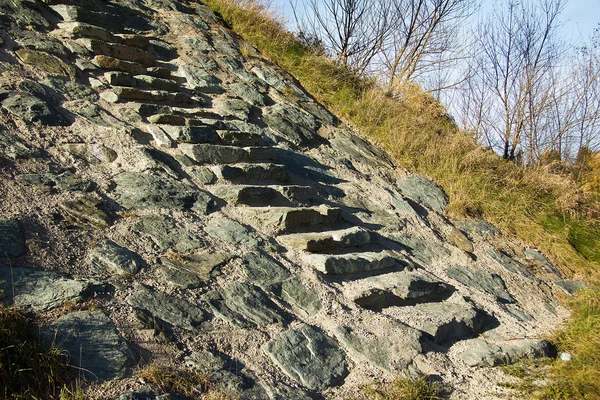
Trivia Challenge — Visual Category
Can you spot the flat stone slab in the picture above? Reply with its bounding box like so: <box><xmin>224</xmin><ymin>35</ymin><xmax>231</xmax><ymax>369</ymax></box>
<box><xmin>238</xmin><ymin>206</ymin><xmax>342</xmax><ymax>233</ymax></box>
<box><xmin>127</xmin><ymin>283</ymin><xmax>208</xmax><ymax>331</ymax></box>
<box><xmin>212</xmin><ymin>163</ymin><xmax>290</xmax><ymax>184</ymax></box>
<box><xmin>88</xmin><ymin>240</ymin><xmax>142</xmax><ymax>276</ymax></box>
<box><xmin>0</xmin><ymin>267</ymin><xmax>89</xmax><ymax>311</ymax></box>
<box><xmin>160</xmin><ymin>252</ymin><xmax>227</xmax><ymax>289</ymax></box>
<box><xmin>388</xmin><ymin>233</ymin><xmax>451</xmax><ymax>264</ymax></box>
<box><xmin>179</xmin><ymin>144</ymin><xmax>280</xmax><ymax>164</ymax></box>
<box><xmin>263</xmin><ymin>324</ymin><xmax>348</xmax><ymax>390</ymax></box>
<box><xmin>59</xmin><ymin>195</ymin><xmax>111</xmax><ymax>229</ymax></box>
<box><xmin>278</xmin><ymin>227</ymin><xmax>371</xmax><ymax>253</ymax></box>
<box><xmin>446</xmin><ymin>267</ymin><xmax>514</xmax><ymax>303</ymax></box>
<box><xmin>203</xmin><ymin>217</ymin><xmax>260</xmax><ymax>248</ymax></box>
<box><xmin>302</xmin><ymin>251</ymin><xmax>401</xmax><ymax>275</ymax></box>
<box><xmin>134</xmin><ymin>215</ymin><xmax>203</xmax><ymax>253</ymax></box>
<box><xmin>406</xmin><ymin>301</ymin><xmax>493</xmax><ymax>344</ymax></box>
<box><xmin>40</xmin><ymin>311</ymin><xmax>135</xmax><ymax>380</ymax></box>
<box><xmin>333</xmin><ymin>316</ymin><xmax>422</xmax><ymax>373</ymax></box>
<box><xmin>113</xmin><ymin>172</ymin><xmax>212</xmax><ymax>213</ymax></box>
<box><xmin>209</xmin><ymin>185</ymin><xmax>312</xmax><ymax>207</ymax></box>
<box><xmin>241</xmin><ymin>251</ymin><xmax>291</xmax><ymax>290</ymax></box>
<box><xmin>281</xmin><ymin>276</ymin><xmax>322</xmax><ymax>315</ymax></box>
<box><xmin>207</xmin><ymin>282</ymin><xmax>286</xmax><ymax>328</ymax></box>
<box><xmin>0</xmin><ymin>218</ymin><xmax>26</xmax><ymax>257</ymax></box>
<box><xmin>554</xmin><ymin>279</ymin><xmax>587</xmax><ymax>295</ymax></box>
<box><xmin>455</xmin><ymin>338</ymin><xmax>549</xmax><ymax>367</ymax></box>
<box><xmin>489</xmin><ymin>250</ymin><xmax>537</xmax><ymax>280</ymax></box>
<box><xmin>396</xmin><ymin>175</ymin><xmax>448</xmax><ymax>214</ymax></box>
<box><xmin>346</xmin><ymin>271</ymin><xmax>453</xmax><ymax>310</ymax></box>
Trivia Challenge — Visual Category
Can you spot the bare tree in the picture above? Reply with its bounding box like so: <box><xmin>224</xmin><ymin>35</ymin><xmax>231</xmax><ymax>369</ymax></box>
<box><xmin>291</xmin><ymin>0</ymin><xmax>392</xmax><ymax>75</ymax></box>
<box><xmin>378</xmin><ymin>0</ymin><xmax>475</xmax><ymax>91</ymax></box>
<box><xmin>460</xmin><ymin>0</ymin><xmax>565</xmax><ymax>162</ymax></box>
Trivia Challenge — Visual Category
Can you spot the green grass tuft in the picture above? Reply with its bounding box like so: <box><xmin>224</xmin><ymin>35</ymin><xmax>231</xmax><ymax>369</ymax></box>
<box><xmin>0</xmin><ymin>304</ymin><xmax>67</xmax><ymax>399</ymax></box>
<box><xmin>360</xmin><ymin>376</ymin><xmax>442</xmax><ymax>400</ymax></box>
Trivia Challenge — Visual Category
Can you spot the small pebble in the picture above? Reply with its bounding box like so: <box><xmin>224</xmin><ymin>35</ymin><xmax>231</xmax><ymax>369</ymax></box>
<box><xmin>559</xmin><ymin>353</ymin><xmax>572</xmax><ymax>361</ymax></box>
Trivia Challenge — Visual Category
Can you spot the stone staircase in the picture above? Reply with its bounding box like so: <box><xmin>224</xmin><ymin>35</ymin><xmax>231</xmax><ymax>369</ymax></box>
<box><xmin>0</xmin><ymin>1</ymin><xmax>573</xmax><ymax>398</ymax></box>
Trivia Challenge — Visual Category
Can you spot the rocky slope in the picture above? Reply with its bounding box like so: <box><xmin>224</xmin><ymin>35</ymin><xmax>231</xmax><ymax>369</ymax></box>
<box><xmin>0</xmin><ymin>0</ymin><xmax>582</xmax><ymax>398</ymax></box>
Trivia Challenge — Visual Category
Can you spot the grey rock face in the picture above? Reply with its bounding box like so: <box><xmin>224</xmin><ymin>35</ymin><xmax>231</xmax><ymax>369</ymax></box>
<box><xmin>0</xmin><ymin>127</ymin><xmax>40</xmax><ymax>159</ymax></box>
<box><xmin>0</xmin><ymin>219</ymin><xmax>26</xmax><ymax>257</ymax></box>
<box><xmin>333</xmin><ymin>318</ymin><xmax>422</xmax><ymax>372</ymax></box>
<box><xmin>88</xmin><ymin>240</ymin><xmax>143</xmax><ymax>276</ymax></box>
<box><xmin>1</xmin><ymin>91</ymin><xmax>67</xmax><ymax>126</ymax></box>
<box><xmin>264</xmin><ymin>324</ymin><xmax>348</xmax><ymax>390</ymax></box>
<box><xmin>230</xmin><ymin>82</ymin><xmax>267</xmax><ymax>106</ymax></box>
<box><xmin>134</xmin><ymin>215</ymin><xmax>204</xmax><ymax>253</ymax></box>
<box><xmin>446</xmin><ymin>267</ymin><xmax>514</xmax><ymax>303</ymax></box>
<box><xmin>180</xmin><ymin>64</ymin><xmax>223</xmax><ymax>93</ymax></box>
<box><xmin>390</xmin><ymin>234</ymin><xmax>451</xmax><ymax>264</ymax></box>
<box><xmin>524</xmin><ymin>248</ymin><xmax>562</xmax><ymax>276</ymax></box>
<box><xmin>454</xmin><ymin>219</ymin><xmax>499</xmax><ymax>238</ymax></box>
<box><xmin>0</xmin><ymin>267</ymin><xmax>89</xmax><ymax>311</ymax></box>
<box><xmin>241</xmin><ymin>251</ymin><xmax>291</xmax><ymax>290</ymax></box>
<box><xmin>329</xmin><ymin>129</ymin><xmax>393</xmax><ymax>169</ymax></box>
<box><xmin>281</xmin><ymin>276</ymin><xmax>322</xmax><ymax>315</ymax></box>
<box><xmin>203</xmin><ymin>217</ymin><xmax>260</xmax><ymax>248</ymax></box>
<box><xmin>489</xmin><ymin>250</ymin><xmax>537</xmax><ymax>280</ymax></box>
<box><xmin>160</xmin><ymin>252</ymin><xmax>227</xmax><ymax>289</ymax></box>
<box><xmin>113</xmin><ymin>172</ymin><xmax>212</xmax><ymax>213</ymax></box>
<box><xmin>40</xmin><ymin>311</ymin><xmax>135</xmax><ymax>380</ymax></box>
<box><xmin>554</xmin><ymin>279</ymin><xmax>587</xmax><ymax>295</ymax></box>
<box><xmin>127</xmin><ymin>283</ymin><xmax>208</xmax><ymax>331</ymax></box>
<box><xmin>207</xmin><ymin>282</ymin><xmax>286</xmax><ymax>328</ymax></box>
<box><xmin>397</xmin><ymin>175</ymin><xmax>448</xmax><ymax>214</ymax></box>
<box><xmin>456</xmin><ymin>338</ymin><xmax>549</xmax><ymax>367</ymax></box>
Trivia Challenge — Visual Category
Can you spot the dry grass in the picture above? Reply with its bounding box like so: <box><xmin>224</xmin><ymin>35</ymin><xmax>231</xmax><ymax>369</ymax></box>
<box><xmin>0</xmin><ymin>304</ymin><xmax>67</xmax><ymax>399</ymax></box>
<box><xmin>359</xmin><ymin>376</ymin><xmax>442</xmax><ymax>400</ymax></box>
<box><xmin>139</xmin><ymin>363</ymin><xmax>237</xmax><ymax>399</ymax></box>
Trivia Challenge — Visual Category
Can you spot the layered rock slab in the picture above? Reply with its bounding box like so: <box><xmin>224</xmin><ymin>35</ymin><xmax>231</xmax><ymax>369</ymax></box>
<box><xmin>264</xmin><ymin>324</ymin><xmax>348</xmax><ymax>390</ymax></box>
<box><xmin>40</xmin><ymin>311</ymin><xmax>135</xmax><ymax>380</ymax></box>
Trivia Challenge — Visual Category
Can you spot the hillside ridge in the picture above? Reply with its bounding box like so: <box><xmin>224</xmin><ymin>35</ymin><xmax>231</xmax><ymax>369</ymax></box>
<box><xmin>0</xmin><ymin>0</ymin><xmax>584</xmax><ymax>398</ymax></box>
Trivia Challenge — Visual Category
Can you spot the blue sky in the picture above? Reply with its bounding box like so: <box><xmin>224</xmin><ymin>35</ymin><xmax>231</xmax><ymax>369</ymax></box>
<box><xmin>273</xmin><ymin>0</ymin><xmax>599</xmax><ymax>42</ymax></box>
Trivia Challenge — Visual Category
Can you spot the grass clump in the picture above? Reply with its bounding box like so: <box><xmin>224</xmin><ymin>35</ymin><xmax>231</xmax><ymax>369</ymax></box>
<box><xmin>139</xmin><ymin>363</ymin><xmax>236</xmax><ymax>399</ymax></box>
<box><xmin>0</xmin><ymin>304</ymin><xmax>67</xmax><ymax>399</ymax></box>
<box><xmin>539</xmin><ymin>287</ymin><xmax>600</xmax><ymax>399</ymax></box>
<box><xmin>360</xmin><ymin>376</ymin><xmax>442</xmax><ymax>400</ymax></box>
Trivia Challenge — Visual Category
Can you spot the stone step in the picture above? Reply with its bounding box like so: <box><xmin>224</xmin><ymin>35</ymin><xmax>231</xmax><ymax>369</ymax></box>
<box><xmin>79</xmin><ymin>39</ymin><xmax>156</xmax><ymax>66</ymax></box>
<box><xmin>278</xmin><ymin>227</ymin><xmax>371</xmax><ymax>253</ymax></box>
<box><xmin>211</xmin><ymin>163</ymin><xmax>290</xmax><ymax>184</ymax></box>
<box><xmin>92</xmin><ymin>55</ymin><xmax>146</xmax><ymax>75</ymax></box>
<box><xmin>147</xmin><ymin>124</ymin><xmax>220</xmax><ymax>148</ymax></box>
<box><xmin>52</xmin><ymin>22</ymin><xmax>117</xmax><ymax>42</ymax></box>
<box><xmin>100</xmin><ymin>86</ymin><xmax>195</xmax><ymax>106</ymax></box>
<box><xmin>50</xmin><ymin>5</ymin><xmax>125</xmax><ymax>32</ymax></box>
<box><xmin>208</xmin><ymin>185</ymin><xmax>313</xmax><ymax>207</ymax></box>
<box><xmin>342</xmin><ymin>271</ymin><xmax>453</xmax><ymax>310</ymax></box>
<box><xmin>301</xmin><ymin>251</ymin><xmax>402</xmax><ymax>275</ymax></box>
<box><xmin>179</xmin><ymin>144</ymin><xmax>280</xmax><ymax>164</ymax></box>
<box><xmin>238</xmin><ymin>205</ymin><xmax>342</xmax><ymax>233</ymax></box>
<box><xmin>105</xmin><ymin>72</ymin><xmax>179</xmax><ymax>92</ymax></box>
